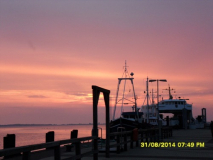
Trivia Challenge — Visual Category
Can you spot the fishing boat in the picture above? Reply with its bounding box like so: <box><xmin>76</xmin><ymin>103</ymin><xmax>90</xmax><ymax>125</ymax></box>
<box><xmin>158</xmin><ymin>85</ymin><xmax>192</xmax><ymax>112</ymax></box>
<box><xmin>143</xmin><ymin>83</ymin><xmax>205</xmax><ymax>129</ymax></box>
<box><xmin>158</xmin><ymin>85</ymin><xmax>195</xmax><ymax>128</ymax></box>
<box><xmin>110</xmin><ymin>61</ymin><xmax>144</xmax><ymax>133</ymax></box>
<box><xmin>141</xmin><ymin>77</ymin><xmax>166</xmax><ymax>126</ymax></box>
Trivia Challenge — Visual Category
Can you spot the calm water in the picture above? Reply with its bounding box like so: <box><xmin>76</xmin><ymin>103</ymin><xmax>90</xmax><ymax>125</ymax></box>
<box><xmin>0</xmin><ymin>125</ymin><xmax>106</xmax><ymax>149</ymax></box>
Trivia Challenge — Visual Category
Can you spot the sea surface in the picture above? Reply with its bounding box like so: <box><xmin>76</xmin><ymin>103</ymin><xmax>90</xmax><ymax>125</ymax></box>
<box><xmin>0</xmin><ymin>125</ymin><xmax>106</xmax><ymax>149</ymax></box>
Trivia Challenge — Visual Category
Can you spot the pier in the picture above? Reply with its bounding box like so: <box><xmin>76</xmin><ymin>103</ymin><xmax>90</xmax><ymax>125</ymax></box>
<box><xmin>1</xmin><ymin>86</ymin><xmax>213</xmax><ymax>160</ymax></box>
<box><xmin>0</xmin><ymin>126</ymin><xmax>171</xmax><ymax>160</ymax></box>
<box><xmin>0</xmin><ymin>129</ymin><xmax>212</xmax><ymax>160</ymax></box>
<box><xmin>91</xmin><ymin>129</ymin><xmax>213</xmax><ymax>160</ymax></box>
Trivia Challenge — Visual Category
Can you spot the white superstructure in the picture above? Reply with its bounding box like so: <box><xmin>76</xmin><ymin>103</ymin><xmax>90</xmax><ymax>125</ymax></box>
<box><xmin>158</xmin><ymin>99</ymin><xmax>192</xmax><ymax>112</ymax></box>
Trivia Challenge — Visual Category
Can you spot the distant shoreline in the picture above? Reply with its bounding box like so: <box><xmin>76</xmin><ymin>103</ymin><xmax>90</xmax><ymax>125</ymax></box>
<box><xmin>0</xmin><ymin>123</ymin><xmax>105</xmax><ymax>127</ymax></box>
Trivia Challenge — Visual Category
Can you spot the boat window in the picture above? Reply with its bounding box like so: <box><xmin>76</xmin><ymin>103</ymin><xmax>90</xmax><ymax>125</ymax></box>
<box><xmin>178</xmin><ymin>102</ymin><xmax>180</xmax><ymax>104</ymax></box>
<box><xmin>162</xmin><ymin>102</ymin><xmax>164</xmax><ymax>104</ymax></box>
<box><xmin>175</xmin><ymin>102</ymin><xmax>177</xmax><ymax>104</ymax></box>
<box><xmin>181</xmin><ymin>102</ymin><xmax>183</xmax><ymax>105</ymax></box>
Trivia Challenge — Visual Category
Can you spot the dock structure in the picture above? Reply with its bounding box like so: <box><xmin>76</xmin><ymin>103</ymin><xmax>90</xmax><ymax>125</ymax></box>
<box><xmin>0</xmin><ymin>129</ymin><xmax>213</xmax><ymax>160</ymax></box>
<box><xmin>1</xmin><ymin>86</ymin><xmax>213</xmax><ymax>160</ymax></box>
<box><xmin>0</xmin><ymin>127</ymin><xmax>171</xmax><ymax>160</ymax></box>
<box><xmin>95</xmin><ymin>129</ymin><xmax>213</xmax><ymax>160</ymax></box>
<box><xmin>88</xmin><ymin>129</ymin><xmax>213</xmax><ymax>160</ymax></box>
<box><xmin>92</xmin><ymin>85</ymin><xmax>110</xmax><ymax>159</ymax></box>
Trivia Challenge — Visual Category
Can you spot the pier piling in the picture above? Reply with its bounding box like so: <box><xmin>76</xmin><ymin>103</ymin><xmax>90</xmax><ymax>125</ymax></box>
<box><xmin>46</xmin><ymin>131</ymin><xmax>54</xmax><ymax>150</ymax></box>
<box><xmin>71</xmin><ymin>130</ymin><xmax>78</xmax><ymax>139</ymax></box>
<box><xmin>46</xmin><ymin>131</ymin><xmax>54</xmax><ymax>143</ymax></box>
<box><xmin>4</xmin><ymin>134</ymin><xmax>15</xmax><ymax>149</ymax></box>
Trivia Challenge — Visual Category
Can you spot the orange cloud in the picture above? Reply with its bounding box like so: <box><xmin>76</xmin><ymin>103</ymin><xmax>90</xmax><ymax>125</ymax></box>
<box><xmin>0</xmin><ymin>64</ymin><xmax>117</xmax><ymax>79</ymax></box>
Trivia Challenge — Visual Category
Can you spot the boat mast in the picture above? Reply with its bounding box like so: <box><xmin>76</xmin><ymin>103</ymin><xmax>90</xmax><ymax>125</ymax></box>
<box><xmin>131</xmin><ymin>77</ymin><xmax>138</xmax><ymax>118</ymax></box>
<box><xmin>146</xmin><ymin>77</ymin><xmax>149</xmax><ymax>123</ymax></box>
<box><xmin>152</xmin><ymin>89</ymin><xmax>154</xmax><ymax>104</ymax></box>
<box><xmin>151</xmin><ymin>88</ymin><xmax>155</xmax><ymax>115</ymax></box>
<box><xmin>121</xmin><ymin>61</ymin><xmax>128</xmax><ymax>114</ymax></box>
<box><xmin>112</xmin><ymin>61</ymin><xmax>137</xmax><ymax>120</ymax></box>
<box><xmin>113</xmin><ymin>80</ymin><xmax>121</xmax><ymax>120</ymax></box>
<box><xmin>163</xmin><ymin>85</ymin><xmax>174</xmax><ymax>99</ymax></box>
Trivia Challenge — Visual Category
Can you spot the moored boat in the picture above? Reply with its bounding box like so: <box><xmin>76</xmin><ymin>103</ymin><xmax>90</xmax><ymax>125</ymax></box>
<box><xmin>110</xmin><ymin>61</ymin><xmax>144</xmax><ymax>133</ymax></box>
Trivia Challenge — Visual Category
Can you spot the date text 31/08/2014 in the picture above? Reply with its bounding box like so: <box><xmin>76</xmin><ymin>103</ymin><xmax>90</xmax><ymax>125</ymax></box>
<box><xmin>141</xmin><ymin>142</ymin><xmax>205</xmax><ymax>148</ymax></box>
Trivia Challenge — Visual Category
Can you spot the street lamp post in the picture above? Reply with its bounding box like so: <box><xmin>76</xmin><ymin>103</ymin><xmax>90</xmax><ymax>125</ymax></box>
<box><xmin>149</xmin><ymin>79</ymin><xmax>167</xmax><ymax>141</ymax></box>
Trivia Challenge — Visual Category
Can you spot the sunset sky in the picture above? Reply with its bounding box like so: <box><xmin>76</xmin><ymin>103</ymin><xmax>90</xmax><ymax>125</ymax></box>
<box><xmin>0</xmin><ymin>1</ymin><xmax>213</xmax><ymax>124</ymax></box>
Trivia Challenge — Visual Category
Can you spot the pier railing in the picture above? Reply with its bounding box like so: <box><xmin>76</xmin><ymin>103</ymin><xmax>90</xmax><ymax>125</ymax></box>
<box><xmin>109</xmin><ymin>127</ymin><xmax>172</xmax><ymax>154</ymax></box>
<box><xmin>0</xmin><ymin>136</ymin><xmax>97</xmax><ymax>160</ymax></box>
<box><xmin>0</xmin><ymin>127</ymin><xmax>172</xmax><ymax>159</ymax></box>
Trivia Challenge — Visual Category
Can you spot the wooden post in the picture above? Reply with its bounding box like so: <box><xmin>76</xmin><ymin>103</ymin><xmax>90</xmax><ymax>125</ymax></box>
<box><xmin>71</xmin><ymin>130</ymin><xmax>78</xmax><ymax>139</ymax></box>
<box><xmin>146</xmin><ymin>131</ymin><xmax>149</xmax><ymax>142</ymax></box>
<box><xmin>130</xmin><ymin>131</ymin><xmax>133</xmax><ymax>149</ymax></box>
<box><xmin>166</xmin><ymin>116</ymin><xmax>169</xmax><ymax>126</ymax></box>
<box><xmin>22</xmin><ymin>151</ymin><xmax>30</xmax><ymax>160</ymax></box>
<box><xmin>92</xmin><ymin>85</ymin><xmax>110</xmax><ymax>159</ymax></box>
<box><xmin>3</xmin><ymin>134</ymin><xmax>16</xmax><ymax>159</ymax></box>
<box><xmin>46</xmin><ymin>131</ymin><xmax>54</xmax><ymax>143</ymax></box>
<box><xmin>152</xmin><ymin>130</ymin><xmax>155</xmax><ymax>141</ymax></box>
<box><xmin>136</xmin><ymin>139</ymin><xmax>139</xmax><ymax>147</ymax></box>
<box><xmin>4</xmin><ymin>134</ymin><xmax>15</xmax><ymax>149</ymax></box>
<box><xmin>154</xmin><ymin>130</ymin><xmax>157</xmax><ymax>141</ymax></box>
<box><xmin>124</xmin><ymin>133</ymin><xmax>127</xmax><ymax>151</ymax></box>
<box><xmin>92</xmin><ymin>88</ymin><xmax>99</xmax><ymax>160</ymax></box>
<box><xmin>46</xmin><ymin>131</ymin><xmax>54</xmax><ymax>150</ymax></box>
<box><xmin>116</xmin><ymin>135</ymin><xmax>120</xmax><ymax>154</ymax></box>
<box><xmin>135</xmin><ymin>131</ymin><xmax>139</xmax><ymax>147</ymax></box>
<box><xmin>161</xmin><ymin>129</ymin><xmax>164</xmax><ymax>139</ymax></box>
<box><xmin>151</xmin><ymin>130</ymin><xmax>154</xmax><ymax>141</ymax></box>
<box><xmin>150</xmin><ymin>130</ymin><xmax>153</xmax><ymax>142</ymax></box>
<box><xmin>103</xmin><ymin>92</ymin><xmax>110</xmax><ymax>158</ymax></box>
<box><xmin>141</xmin><ymin>131</ymin><xmax>144</xmax><ymax>142</ymax></box>
<box><xmin>157</xmin><ymin>129</ymin><xmax>160</xmax><ymax>141</ymax></box>
<box><xmin>54</xmin><ymin>145</ymin><xmax>61</xmax><ymax>160</ymax></box>
<box><xmin>75</xmin><ymin>142</ymin><xmax>81</xmax><ymax>160</ymax></box>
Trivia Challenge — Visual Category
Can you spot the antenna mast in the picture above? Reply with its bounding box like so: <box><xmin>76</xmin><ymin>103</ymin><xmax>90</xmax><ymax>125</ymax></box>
<box><xmin>112</xmin><ymin>61</ymin><xmax>137</xmax><ymax>120</ymax></box>
<box><xmin>163</xmin><ymin>84</ymin><xmax>175</xmax><ymax>99</ymax></box>
<box><xmin>120</xmin><ymin>61</ymin><xmax>127</xmax><ymax>114</ymax></box>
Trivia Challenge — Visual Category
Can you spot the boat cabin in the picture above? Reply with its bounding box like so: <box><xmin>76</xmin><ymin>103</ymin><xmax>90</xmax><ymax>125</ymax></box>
<box><xmin>122</xmin><ymin>112</ymin><xmax>143</xmax><ymax>123</ymax></box>
<box><xmin>158</xmin><ymin>99</ymin><xmax>192</xmax><ymax>113</ymax></box>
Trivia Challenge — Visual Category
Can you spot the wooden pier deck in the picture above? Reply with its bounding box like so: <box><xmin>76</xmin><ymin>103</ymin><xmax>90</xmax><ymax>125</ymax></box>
<box><xmin>1</xmin><ymin>129</ymin><xmax>213</xmax><ymax>160</ymax></box>
<box><xmin>91</xmin><ymin>129</ymin><xmax>213</xmax><ymax>160</ymax></box>
<box><xmin>84</xmin><ymin>129</ymin><xmax>213</xmax><ymax>160</ymax></box>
